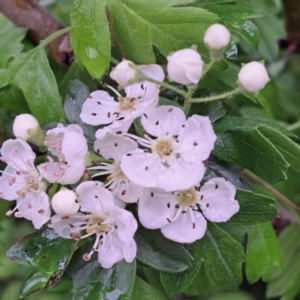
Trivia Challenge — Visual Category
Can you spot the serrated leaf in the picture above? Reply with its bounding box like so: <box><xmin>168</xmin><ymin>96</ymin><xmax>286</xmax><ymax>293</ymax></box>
<box><xmin>191</xmin><ymin>100</ymin><xmax>226</xmax><ymax>123</ymax></box>
<box><xmin>64</xmin><ymin>242</ymin><xmax>136</xmax><ymax>300</ymax></box>
<box><xmin>70</xmin><ymin>0</ymin><xmax>111</xmax><ymax>79</ymax></box>
<box><xmin>161</xmin><ymin>223</ymin><xmax>244</xmax><ymax>296</ymax></box>
<box><xmin>245</xmin><ymin>222</ymin><xmax>283</xmax><ymax>284</ymax></box>
<box><xmin>106</xmin><ymin>0</ymin><xmax>219</xmax><ymax>63</ymax></box>
<box><xmin>135</xmin><ymin>226</ymin><xmax>193</xmax><ymax>273</ymax></box>
<box><xmin>131</xmin><ymin>277</ymin><xmax>165</xmax><ymax>300</ymax></box>
<box><xmin>228</xmin><ymin>189</ymin><xmax>278</xmax><ymax>224</ymax></box>
<box><xmin>6</xmin><ymin>228</ymin><xmax>77</xmax><ymax>296</ymax></box>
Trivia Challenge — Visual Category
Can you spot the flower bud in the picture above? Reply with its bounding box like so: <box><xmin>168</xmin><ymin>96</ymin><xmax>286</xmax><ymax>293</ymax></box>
<box><xmin>13</xmin><ymin>114</ymin><xmax>40</xmax><ymax>141</ymax></box>
<box><xmin>237</xmin><ymin>61</ymin><xmax>270</xmax><ymax>92</ymax></box>
<box><xmin>204</xmin><ymin>24</ymin><xmax>230</xmax><ymax>50</ymax></box>
<box><xmin>51</xmin><ymin>189</ymin><xmax>79</xmax><ymax>217</ymax></box>
<box><xmin>167</xmin><ymin>49</ymin><xmax>203</xmax><ymax>85</ymax></box>
<box><xmin>110</xmin><ymin>60</ymin><xmax>137</xmax><ymax>86</ymax></box>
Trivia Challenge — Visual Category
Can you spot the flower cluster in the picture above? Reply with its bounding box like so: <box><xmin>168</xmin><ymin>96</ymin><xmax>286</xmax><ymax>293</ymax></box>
<box><xmin>0</xmin><ymin>23</ymin><xmax>270</xmax><ymax>269</ymax></box>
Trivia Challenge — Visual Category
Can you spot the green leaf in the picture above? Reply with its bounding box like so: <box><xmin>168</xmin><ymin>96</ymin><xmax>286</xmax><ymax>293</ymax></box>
<box><xmin>70</xmin><ymin>0</ymin><xmax>111</xmax><ymax>79</ymax></box>
<box><xmin>267</xmin><ymin>224</ymin><xmax>300</xmax><ymax>300</ymax></box>
<box><xmin>131</xmin><ymin>277</ymin><xmax>165</xmax><ymax>300</ymax></box>
<box><xmin>6</xmin><ymin>228</ymin><xmax>77</xmax><ymax>296</ymax></box>
<box><xmin>245</xmin><ymin>222</ymin><xmax>283</xmax><ymax>284</ymax></box>
<box><xmin>191</xmin><ymin>100</ymin><xmax>226</xmax><ymax>123</ymax></box>
<box><xmin>64</xmin><ymin>79</ymin><xmax>96</xmax><ymax>141</ymax></box>
<box><xmin>135</xmin><ymin>226</ymin><xmax>193</xmax><ymax>273</ymax></box>
<box><xmin>64</xmin><ymin>242</ymin><xmax>136</xmax><ymax>300</ymax></box>
<box><xmin>228</xmin><ymin>189</ymin><xmax>278</xmax><ymax>225</ymax></box>
<box><xmin>106</xmin><ymin>0</ymin><xmax>219</xmax><ymax>63</ymax></box>
<box><xmin>161</xmin><ymin>223</ymin><xmax>244</xmax><ymax>296</ymax></box>
<box><xmin>213</xmin><ymin>117</ymin><xmax>289</xmax><ymax>184</ymax></box>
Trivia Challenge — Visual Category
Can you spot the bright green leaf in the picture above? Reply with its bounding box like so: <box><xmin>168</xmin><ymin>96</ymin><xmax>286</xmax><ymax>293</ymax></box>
<box><xmin>131</xmin><ymin>277</ymin><xmax>165</xmax><ymax>300</ymax></box>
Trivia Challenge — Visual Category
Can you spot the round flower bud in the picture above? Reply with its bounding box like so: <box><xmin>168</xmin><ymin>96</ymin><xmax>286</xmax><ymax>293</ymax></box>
<box><xmin>237</xmin><ymin>61</ymin><xmax>270</xmax><ymax>92</ymax></box>
<box><xmin>204</xmin><ymin>24</ymin><xmax>230</xmax><ymax>50</ymax></box>
<box><xmin>110</xmin><ymin>59</ymin><xmax>137</xmax><ymax>86</ymax></box>
<box><xmin>167</xmin><ymin>49</ymin><xmax>203</xmax><ymax>85</ymax></box>
<box><xmin>51</xmin><ymin>189</ymin><xmax>79</xmax><ymax>217</ymax></box>
<box><xmin>13</xmin><ymin>114</ymin><xmax>40</xmax><ymax>141</ymax></box>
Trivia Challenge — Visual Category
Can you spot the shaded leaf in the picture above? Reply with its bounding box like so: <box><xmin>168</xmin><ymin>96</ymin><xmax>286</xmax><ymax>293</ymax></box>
<box><xmin>131</xmin><ymin>277</ymin><xmax>165</xmax><ymax>300</ymax></box>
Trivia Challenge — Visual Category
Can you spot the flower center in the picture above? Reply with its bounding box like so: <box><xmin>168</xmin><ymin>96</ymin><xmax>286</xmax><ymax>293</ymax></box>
<box><xmin>176</xmin><ymin>188</ymin><xmax>197</xmax><ymax>207</ymax></box>
<box><xmin>107</xmin><ymin>162</ymin><xmax>127</xmax><ymax>181</ymax></box>
<box><xmin>86</xmin><ymin>215</ymin><xmax>110</xmax><ymax>234</ymax></box>
<box><xmin>118</xmin><ymin>96</ymin><xmax>137</xmax><ymax>112</ymax></box>
<box><xmin>152</xmin><ymin>138</ymin><xmax>175</xmax><ymax>161</ymax></box>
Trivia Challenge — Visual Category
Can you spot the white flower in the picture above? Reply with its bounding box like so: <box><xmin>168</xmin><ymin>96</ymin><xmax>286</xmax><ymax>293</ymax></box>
<box><xmin>13</xmin><ymin>114</ymin><xmax>40</xmax><ymax>141</ymax></box>
<box><xmin>204</xmin><ymin>24</ymin><xmax>231</xmax><ymax>50</ymax></box>
<box><xmin>167</xmin><ymin>49</ymin><xmax>203</xmax><ymax>85</ymax></box>
<box><xmin>138</xmin><ymin>178</ymin><xmax>239</xmax><ymax>243</ymax></box>
<box><xmin>110</xmin><ymin>59</ymin><xmax>137</xmax><ymax>86</ymax></box>
<box><xmin>49</xmin><ymin>181</ymin><xmax>137</xmax><ymax>268</ymax></box>
<box><xmin>80</xmin><ymin>64</ymin><xmax>164</xmax><ymax>138</ymax></box>
<box><xmin>90</xmin><ymin>135</ymin><xmax>143</xmax><ymax>203</ymax></box>
<box><xmin>120</xmin><ymin>105</ymin><xmax>216</xmax><ymax>192</ymax></box>
<box><xmin>51</xmin><ymin>189</ymin><xmax>79</xmax><ymax>217</ymax></box>
<box><xmin>39</xmin><ymin>124</ymin><xmax>88</xmax><ymax>185</ymax></box>
<box><xmin>0</xmin><ymin>139</ymin><xmax>50</xmax><ymax>229</ymax></box>
<box><xmin>237</xmin><ymin>61</ymin><xmax>270</xmax><ymax>92</ymax></box>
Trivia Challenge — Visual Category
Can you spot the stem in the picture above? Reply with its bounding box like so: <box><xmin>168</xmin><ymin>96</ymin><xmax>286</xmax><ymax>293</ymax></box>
<box><xmin>40</xmin><ymin>27</ymin><xmax>71</xmax><ymax>47</ymax></box>
<box><xmin>110</xmin><ymin>57</ymin><xmax>120</xmax><ymax>65</ymax></box>
<box><xmin>143</xmin><ymin>76</ymin><xmax>187</xmax><ymax>97</ymax></box>
<box><xmin>182</xmin><ymin>86</ymin><xmax>195</xmax><ymax>116</ymax></box>
<box><xmin>242</xmin><ymin>170</ymin><xmax>300</xmax><ymax>217</ymax></box>
<box><xmin>201</xmin><ymin>60</ymin><xmax>214</xmax><ymax>78</ymax></box>
<box><xmin>287</xmin><ymin>119</ymin><xmax>300</xmax><ymax>131</ymax></box>
<box><xmin>189</xmin><ymin>88</ymin><xmax>241</xmax><ymax>103</ymax></box>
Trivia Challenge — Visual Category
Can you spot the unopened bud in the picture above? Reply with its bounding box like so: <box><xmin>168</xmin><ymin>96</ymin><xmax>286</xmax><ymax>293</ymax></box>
<box><xmin>13</xmin><ymin>114</ymin><xmax>40</xmax><ymax>141</ymax></box>
<box><xmin>110</xmin><ymin>60</ymin><xmax>137</xmax><ymax>86</ymax></box>
<box><xmin>167</xmin><ymin>49</ymin><xmax>203</xmax><ymax>85</ymax></box>
<box><xmin>51</xmin><ymin>189</ymin><xmax>79</xmax><ymax>217</ymax></box>
<box><xmin>237</xmin><ymin>61</ymin><xmax>270</xmax><ymax>92</ymax></box>
<box><xmin>204</xmin><ymin>24</ymin><xmax>230</xmax><ymax>51</ymax></box>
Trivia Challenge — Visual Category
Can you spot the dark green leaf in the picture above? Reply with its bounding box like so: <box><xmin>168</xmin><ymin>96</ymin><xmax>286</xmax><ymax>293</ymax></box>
<box><xmin>71</xmin><ymin>0</ymin><xmax>111</xmax><ymax>79</ymax></box>
<box><xmin>191</xmin><ymin>100</ymin><xmax>226</xmax><ymax>123</ymax></box>
<box><xmin>106</xmin><ymin>0</ymin><xmax>219</xmax><ymax>63</ymax></box>
<box><xmin>131</xmin><ymin>277</ymin><xmax>165</xmax><ymax>300</ymax></box>
<box><xmin>245</xmin><ymin>222</ymin><xmax>283</xmax><ymax>284</ymax></box>
<box><xmin>6</xmin><ymin>228</ymin><xmax>77</xmax><ymax>296</ymax></box>
<box><xmin>158</xmin><ymin>97</ymin><xmax>183</xmax><ymax>108</ymax></box>
<box><xmin>65</xmin><ymin>242</ymin><xmax>136</xmax><ymax>300</ymax></box>
<box><xmin>228</xmin><ymin>189</ymin><xmax>278</xmax><ymax>225</ymax></box>
<box><xmin>135</xmin><ymin>226</ymin><xmax>193</xmax><ymax>273</ymax></box>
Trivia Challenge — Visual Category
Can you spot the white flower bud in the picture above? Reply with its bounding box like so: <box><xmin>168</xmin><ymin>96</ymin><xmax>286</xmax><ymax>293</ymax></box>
<box><xmin>204</xmin><ymin>24</ymin><xmax>231</xmax><ymax>50</ymax></box>
<box><xmin>167</xmin><ymin>49</ymin><xmax>203</xmax><ymax>85</ymax></box>
<box><xmin>13</xmin><ymin>114</ymin><xmax>40</xmax><ymax>141</ymax></box>
<box><xmin>110</xmin><ymin>60</ymin><xmax>137</xmax><ymax>86</ymax></box>
<box><xmin>237</xmin><ymin>61</ymin><xmax>270</xmax><ymax>92</ymax></box>
<box><xmin>51</xmin><ymin>189</ymin><xmax>79</xmax><ymax>217</ymax></box>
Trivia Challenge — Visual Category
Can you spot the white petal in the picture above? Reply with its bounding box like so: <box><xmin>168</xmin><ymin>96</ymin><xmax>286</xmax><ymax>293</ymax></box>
<box><xmin>61</xmin><ymin>131</ymin><xmax>88</xmax><ymax>164</ymax></box>
<box><xmin>49</xmin><ymin>214</ymin><xmax>82</xmax><ymax>239</ymax></box>
<box><xmin>138</xmin><ymin>188</ymin><xmax>176</xmax><ymax>229</ymax></box>
<box><xmin>199</xmin><ymin>178</ymin><xmax>239</xmax><ymax>222</ymax></box>
<box><xmin>94</xmin><ymin>135</ymin><xmax>138</xmax><ymax>161</ymax></box>
<box><xmin>80</xmin><ymin>91</ymin><xmax>119</xmax><ymax>126</ymax></box>
<box><xmin>114</xmin><ymin>181</ymin><xmax>143</xmax><ymax>203</ymax></box>
<box><xmin>123</xmin><ymin>239</ymin><xmax>137</xmax><ymax>263</ymax></box>
<box><xmin>37</xmin><ymin>162</ymin><xmax>67</xmax><ymax>184</ymax></box>
<box><xmin>76</xmin><ymin>181</ymin><xmax>115</xmax><ymax>213</ymax></box>
<box><xmin>138</xmin><ymin>64</ymin><xmax>165</xmax><ymax>82</ymax></box>
<box><xmin>177</xmin><ymin>115</ymin><xmax>216</xmax><ymax>163</ymax></box>
<box><xmin>95</xmin><ymin>119</ymin><xmax>132</xmax><ymax>140</ymax></box>
<box><xmin>1</xmin><ymin>138</ymin><xmax>36</xmax><ymax>171</ymax></box>
<box><xmin>161</xmin><ymin>210</ymin><xmax>207</xmax><ymax>243</ymax></box>
<box><xmin>59</xmin><ymin>160</ymin><xmax>85</xmax><ymax>185</ymax></box>
<box><xmin>0</xmin><ymin>166</ymin><xmax>27</xmax><ymax>200</ymax></box>
<box><xmin>141</xmin><ymin>105</ymin><xmax>186</xmax><ymax>137</ymax></box>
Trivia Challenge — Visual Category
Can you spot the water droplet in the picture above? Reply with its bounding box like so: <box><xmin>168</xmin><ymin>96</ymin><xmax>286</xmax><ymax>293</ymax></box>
<box><xmin>85</xmin><ymin>46</ymin><xmax>98</xmax><ymax>59</ymax></box>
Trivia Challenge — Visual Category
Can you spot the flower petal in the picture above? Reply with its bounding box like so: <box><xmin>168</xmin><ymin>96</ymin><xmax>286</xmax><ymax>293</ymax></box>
<box><xmin>80</xmin><ymin>91</ymin><xmax>119</xmax><ymax>126</ymax></box>
<box><xmin>138</xmin><ymin>64</ymin><xmax>165</xmax><ymax>82</ymax></box>
<box><xmin>138</xmin><ymin>188</ymin><xmax>176</xmax><ymax>229</ymax></box>
<box><xmin>37</xmin><ymin>162</ymin><xmax>67</xmax><ymax>184</ymax></box>
<box><xmin>199</xmin><ymin>178</ymin><xmax>239</xmax><ymax>222</ymax></box>
<box><xmin>114</xmin><ymin>181</ymin><xmax>143</xmax><ymax>203</ymax></box>
<box><xmin>95</xmin><ymin>119</ymin><xmax>132</xmax><ymax>140</ymax></box>
<box><xmin>49</xmin><ymin>214</ymin><xmax>81</xmax><ymax>239</ymax></box>
<box><xmin>60</xmin><ymin>160</ymin><xmax>85</xmax><ymax>185</ymax></box>
<box><xmin>161</xmin><ymin>210</ymin><xmax>207</xmax><ymax>243</ymax></box>
<box><xmin>141</xmin><ymin>105</ymin><xmax>186</xmax><ymax>137</ymax></box>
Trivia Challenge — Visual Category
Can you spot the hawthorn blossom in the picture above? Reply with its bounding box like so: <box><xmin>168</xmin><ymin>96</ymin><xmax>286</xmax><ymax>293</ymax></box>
<box><xmin>0</xmin><ymin>139</ymin><xmax>50</xmax><ymax>229</ymax></box>
<box><xmin>13</xmin><ymin>114</ymin><xmax>40</xmax><ymax>141</ymax></box>
<box><xmin>110</xmin><ymin>59</ymin><xmax>137</xmax><ymax>86</ymax></box>
<box><xmin>90</xmin><ymin>135</ymin><xmax>143</xmax><ymax>203</ymax></box>
<box><xmin>138</xmin><ymin>178</ymin><xmax>239</xmax><ymax>243</ymax></box>
<box><xmin>80</xmin><ymin>64</ymin><xmax>165</xmax><ymax>138</ymax></box>
<box><xmin>120</xmin><ymin>105</ymin><xmax>217</xmax><ymax>191</ymax></box>
<box><xmin>204</xmin><ymin>24</ymin><xmax>231</xmax><ymax>50</ymax></box>
<box><xmin>38</xmin><ymin>124</ymin><xmax>88</xmax><ymax>185</ymax></box>
<box><xmin>49</xmin><ymin>181</ymin><xmax>137</xmax><ymax>268</ymax></box>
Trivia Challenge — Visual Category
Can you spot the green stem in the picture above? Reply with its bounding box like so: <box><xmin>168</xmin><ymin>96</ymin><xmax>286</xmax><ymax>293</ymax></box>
<box><xmin>110</xmin><ymin>57</ymin><xmax>120</xmax><ymax>65</ymax></box>
<box><xmin>40</xmin><ymin>27</ymin><xmax>71</xmax><ymax>47</ymax></box>
<box><xmin>201</xmin><ymin>60</ymin><xmax>214</xmax><ymax>78</ymax></box>
<box><xmin>143</xmin><ymin>76</ymin><xmax>187</xmax><ymax>97</ymax></box>
<box><xmin>59</xmin><ymin>61</ymin><xmax>80</xmax><ymax>94</ymax></box>
<box><xmin>189</xmin><ymin>88</ymin><xmax>241</xmax><ymax>103</ymax></box>
<box><xmin>182</xmin><ymin>86</ymin><xmax>195</xmax><ymax>116</ymax></box>
<box><xmin>287</xmin><ymin>119</ymin><xmax>300</xmax><ymax>131</ymax></box>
